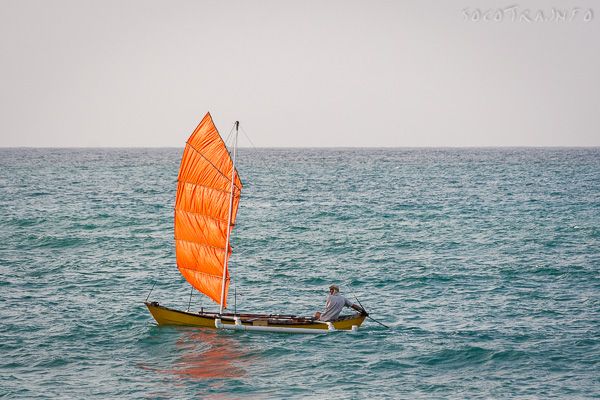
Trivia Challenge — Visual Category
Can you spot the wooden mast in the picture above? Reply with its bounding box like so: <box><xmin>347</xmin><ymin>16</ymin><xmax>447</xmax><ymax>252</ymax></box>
<box><xmin>219</xmin><ymin>121</ymin><xmax>239</xmax><ymax>314</ymax></box>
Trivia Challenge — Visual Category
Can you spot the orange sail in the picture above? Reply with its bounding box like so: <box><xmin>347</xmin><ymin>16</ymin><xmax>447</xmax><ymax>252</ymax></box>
<box><xmin>175</xmin><ymin>112</ymin><xmax>242</xmax><ymax>308</ymax></box>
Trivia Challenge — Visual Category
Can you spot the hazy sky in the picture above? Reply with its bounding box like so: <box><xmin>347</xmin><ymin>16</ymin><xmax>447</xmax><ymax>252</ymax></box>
<box><xmin>1</xmin><ymin>0</ymin><xmax>598</xmax><ymax>147</ymax></box>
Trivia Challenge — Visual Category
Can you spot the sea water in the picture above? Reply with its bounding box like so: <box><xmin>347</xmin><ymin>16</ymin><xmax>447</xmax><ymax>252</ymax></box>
<box><xmin>0</xmin><ymin>148</ymin><xmax>598</xmax><ymax>399</ymax></box>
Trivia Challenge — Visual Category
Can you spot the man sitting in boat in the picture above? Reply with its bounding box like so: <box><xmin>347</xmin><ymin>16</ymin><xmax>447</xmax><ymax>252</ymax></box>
<box><xmin>314</xmin><ymin>284</ymin><xmax>367</xmax><ymax>321</ymax></box>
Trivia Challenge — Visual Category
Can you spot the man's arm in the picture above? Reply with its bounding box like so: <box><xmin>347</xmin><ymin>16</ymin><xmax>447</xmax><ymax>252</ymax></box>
<box><xmin>350</xmin><ymin>303</ymin><xmax>368</xmax><ymax>316</ymax></box>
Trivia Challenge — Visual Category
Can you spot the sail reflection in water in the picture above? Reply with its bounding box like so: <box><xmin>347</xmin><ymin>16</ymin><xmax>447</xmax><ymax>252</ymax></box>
<box><xmin>139</xmin><ymin>330</ymin><xmax>250</xmax><ymax>381</ymax></box>
<box><xmin>170</xmin><ymin>331</ymin><xmax>249</xmax><ymax>379</ymax></box>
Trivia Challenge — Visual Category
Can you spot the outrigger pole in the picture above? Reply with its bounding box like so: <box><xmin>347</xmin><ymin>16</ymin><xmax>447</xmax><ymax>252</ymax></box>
<box><xmin>219</xmin><ymin>121</ymin><xmax>239</xmax><ymax>314</ymax></box>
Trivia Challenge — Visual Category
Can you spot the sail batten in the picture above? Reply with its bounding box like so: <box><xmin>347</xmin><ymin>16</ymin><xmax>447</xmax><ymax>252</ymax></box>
<box><xmin>176</xmin><ymin>238</ymin><xmax>229</xmax><ymax>252</ymax></box>
<box><xmin>184</xmin><ymin>140</ymin><xmax>243</xmax><ymax>191</ymax></box>
<box><xmin>173</xmin><ymin>207</ymin><xmax>230</xmax><ymax>224</ymax></box>
<box><xmin>176</xmin><ymin>181</ymin><xmax>240</xmax><ymax>223</ymax></box>
<box><xmin>175</xmin><ymin>112</ymin><xmax>242</xmax><ymax>308</ymax></box>
<box><xmin>178</xmin><ymin>179</ymin><xmax>241</xmax><ymax>196</ymax></box>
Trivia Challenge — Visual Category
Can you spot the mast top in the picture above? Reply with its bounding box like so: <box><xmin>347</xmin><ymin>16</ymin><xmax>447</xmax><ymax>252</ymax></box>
<box><xmin>235</xmin><ymin>121</ymin><xmax>239</xmax><ymax>131</ymax></box>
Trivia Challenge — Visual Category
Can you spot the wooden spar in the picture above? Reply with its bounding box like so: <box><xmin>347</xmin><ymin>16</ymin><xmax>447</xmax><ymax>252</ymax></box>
<box><xmin>219</xmin><ymin>121</ymin><xmax>239</xmax><ymax>314</ymax></box>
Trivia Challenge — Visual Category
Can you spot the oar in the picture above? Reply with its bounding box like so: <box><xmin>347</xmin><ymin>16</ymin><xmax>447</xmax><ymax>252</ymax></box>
<box><xmin>365</xmin><ymin>314</ymin><xmax>391</xmax><ymax>329</ymax></box>
<box><xmin>353</xmin><ymin>295</ymin><xmax>390</xmax><ymax>329</ymax></box>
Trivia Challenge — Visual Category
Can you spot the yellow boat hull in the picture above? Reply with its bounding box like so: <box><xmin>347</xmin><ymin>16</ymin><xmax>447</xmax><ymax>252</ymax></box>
<box><xmin>145</xmin><ymin>302</ymin><xmax>366</xmax><ymax>333</ymax></box>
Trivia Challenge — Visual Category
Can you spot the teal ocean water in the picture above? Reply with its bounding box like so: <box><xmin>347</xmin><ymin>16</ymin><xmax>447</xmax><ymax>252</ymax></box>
<box><xmin>1</xmin><ymin>148</ymin><xmax>599</xmax><ymax>398</ymax></box>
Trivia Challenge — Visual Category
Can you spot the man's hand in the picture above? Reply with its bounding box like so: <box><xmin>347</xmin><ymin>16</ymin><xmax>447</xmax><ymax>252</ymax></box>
<box><xmin>352</xmin><ymin>303</ymin><xmax>369</xmax><ymax>316</ymax></box>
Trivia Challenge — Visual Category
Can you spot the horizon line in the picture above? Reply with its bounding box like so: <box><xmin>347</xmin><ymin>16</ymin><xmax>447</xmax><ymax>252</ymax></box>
<box><xmin>1</xmin><ymin>145</ymin><xmax>599</xmax><ymax>150</ymax></box>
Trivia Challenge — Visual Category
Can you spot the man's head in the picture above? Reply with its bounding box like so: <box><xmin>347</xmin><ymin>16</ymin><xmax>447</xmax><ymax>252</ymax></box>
<box><xmin>329</xmin><ymin>284</ymin><xmax>340</xmax><ymax>294</ymax></box>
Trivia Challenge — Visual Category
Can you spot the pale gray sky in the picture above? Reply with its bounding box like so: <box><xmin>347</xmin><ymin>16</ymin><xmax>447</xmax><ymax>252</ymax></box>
<box><xmin>1</xmin><ymin>0</ymin><xmax>598</xmax><ymax>147</ymax></box>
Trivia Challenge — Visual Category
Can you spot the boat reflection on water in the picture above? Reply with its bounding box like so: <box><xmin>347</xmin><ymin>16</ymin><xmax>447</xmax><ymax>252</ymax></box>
<box><xmin>169</xmin><ymin>330</ymin><xmax>249</xmax><ymax>380</ymax></box>
<box><xmin>139</xmin><ymin>329</ymin><xmax>251</xmax><ymax>382</ymax></box>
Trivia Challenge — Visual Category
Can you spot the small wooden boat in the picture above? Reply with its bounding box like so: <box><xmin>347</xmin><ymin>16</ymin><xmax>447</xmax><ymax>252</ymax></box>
<box><xmin>145</xmin><ymin>112</ymin><xmax>366</xmax><ymax>333</ymax></box>
<box><xmin>145</xmin><ymin>302</ymin><xmax>366</xmax><ymax>333</ymax></box>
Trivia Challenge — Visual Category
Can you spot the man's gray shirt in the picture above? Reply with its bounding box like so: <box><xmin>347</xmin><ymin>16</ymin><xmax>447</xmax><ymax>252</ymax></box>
<box><xmin>319</xmin><ymin>293</ymin><xmax>352</xmax><ymax>321</ymax></box>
